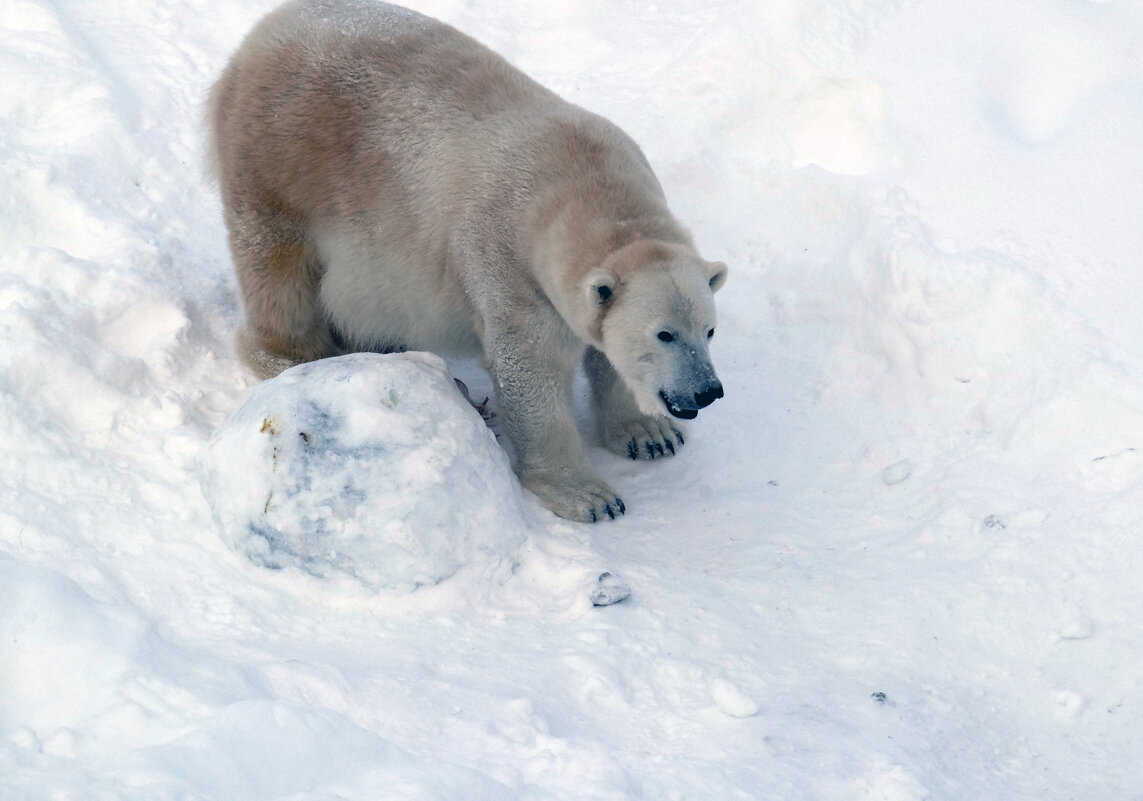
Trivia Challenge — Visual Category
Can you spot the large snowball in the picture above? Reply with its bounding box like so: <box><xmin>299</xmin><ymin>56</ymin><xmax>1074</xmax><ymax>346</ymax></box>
<box><xmin>197</xmin><ymin>353</ymin><xmax>529</xmax><ymax>592</ymax></box>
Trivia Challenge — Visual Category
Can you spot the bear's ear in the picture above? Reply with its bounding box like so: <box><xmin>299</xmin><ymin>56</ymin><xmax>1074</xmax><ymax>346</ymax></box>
<box><xmin>585</xmin><ymin>268</ymin><xmax>618</xmax><ymax>307</ymax></box>
<box><xmin>704</xmin><ymin>260</ymin><xmax>728</xmax><ymax>293</ymax></box>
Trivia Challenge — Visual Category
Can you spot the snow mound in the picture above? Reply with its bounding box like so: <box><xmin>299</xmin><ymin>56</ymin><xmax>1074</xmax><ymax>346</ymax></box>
<box><xmin>197</xmin><ymin>353</ymin><xmax>529</xmax><ymax>593</ymax></box>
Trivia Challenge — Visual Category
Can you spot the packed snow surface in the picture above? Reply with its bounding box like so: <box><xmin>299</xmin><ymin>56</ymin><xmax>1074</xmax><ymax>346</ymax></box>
<box><xmin>2</xmin><ymin>0</ymin><xmax>1142</xmax><ymax>798</ymax></box>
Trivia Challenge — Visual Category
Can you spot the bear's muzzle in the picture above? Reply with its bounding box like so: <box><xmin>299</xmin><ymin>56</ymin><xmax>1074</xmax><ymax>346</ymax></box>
<box><xmin>659</xmin><ymin>379</ymin><xmax>724</xmax><ymax>420</ymax></box>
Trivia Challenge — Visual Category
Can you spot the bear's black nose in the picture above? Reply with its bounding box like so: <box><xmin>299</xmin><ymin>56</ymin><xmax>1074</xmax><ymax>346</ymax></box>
<box><xmin>694</xmin><ymin>382</ymin><xmax>724</xmax><ymax>409</ymax></box>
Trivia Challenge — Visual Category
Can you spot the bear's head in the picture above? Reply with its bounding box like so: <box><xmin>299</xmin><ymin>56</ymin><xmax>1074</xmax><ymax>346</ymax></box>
<box><xmin>586</xmin><ymin>240</ymin><xmax>728</xmax><ymax>420</ymax></box>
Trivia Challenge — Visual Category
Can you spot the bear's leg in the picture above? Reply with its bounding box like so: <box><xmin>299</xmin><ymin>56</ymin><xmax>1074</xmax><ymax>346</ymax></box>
<box><xmin>584</xmin><ymin>347</ymin><xmax>686</xmax><ymax>460</ymax></box>
<box><xmin>485</xmin><ymin>329</ymin><xmax>625</xmax><ymax>523</ymax></box>
<box><xmin>225</xmin><ymin>202</ymin><xmax>336</xmax><ymax>379</ymax></box>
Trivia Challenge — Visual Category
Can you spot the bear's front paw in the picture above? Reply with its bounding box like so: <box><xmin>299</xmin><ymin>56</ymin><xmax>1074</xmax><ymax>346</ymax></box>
<box><xmin>602</xmin><ymin>416</ymin><xmax>686</xmax><ymax>460</ymax></box>
<box><xmin>524</xmin><ymin>474</ymin><xmax>626</xmax><ymax>523</ymax></box>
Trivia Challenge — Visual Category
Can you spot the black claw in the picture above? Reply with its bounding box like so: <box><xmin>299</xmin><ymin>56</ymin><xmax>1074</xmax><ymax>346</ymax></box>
<box><xmin>665</xmin><ymin>440</ymin><xmax>675</xmax><ymax>455</ymax></box>
<box><xmin>616</xmin><ymin>497</ymin><xmax>626</xmax><ymax>514</ymax></box>
<box><xmin>654</xmin><ymin>442</ymin><xmax>665</xmax><ymax>456</ymax></box>
<box><xmin>627</xmin><ymin>439</ymin><xmax>639</xmax><ymax>459</ymax></box>
<box><xmin>605</xmin><ymin>504</ymin><xmax>615</xmax><ymax>520</ymax></box>
<box><xmin>589</xmin><ymin>509</ymin><xmax>597</xmax><ymax>523</ymax></box>
<box><xmin>675</xmin><ymin>430</ymin><xmax>685</xmax><ymax>445</ymax></box>
<box><xmin>644</xmin><ymin>442</ymin><xmax>656</xmax><ymax>459</ymax></box>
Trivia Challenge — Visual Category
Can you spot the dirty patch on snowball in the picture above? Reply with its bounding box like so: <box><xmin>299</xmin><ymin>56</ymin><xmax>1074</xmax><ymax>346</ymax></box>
<box><xmin>197</xmin><ymin>353</ymin><xmax>529</xmax><ymax>593</ymax></box>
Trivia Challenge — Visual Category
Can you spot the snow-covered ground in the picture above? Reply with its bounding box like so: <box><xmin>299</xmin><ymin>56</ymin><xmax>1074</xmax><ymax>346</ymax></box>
<box><xmin>3</xmin><ymin>0</ymin><xmax>1142</xmax><ymax>797</ymax></box>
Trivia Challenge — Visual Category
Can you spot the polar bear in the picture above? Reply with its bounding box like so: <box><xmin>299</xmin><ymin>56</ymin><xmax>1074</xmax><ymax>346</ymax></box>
<box><xmin>208</xmin><ymin>0</ymin><xmax>728</xmax><ymax>523</ymax></box>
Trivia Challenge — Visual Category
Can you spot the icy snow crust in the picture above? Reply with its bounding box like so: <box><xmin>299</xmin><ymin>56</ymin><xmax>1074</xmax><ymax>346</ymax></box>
<box><xmin>3</xmin><ymin>0</ymin><xmax>1143</xmax><ymax>798</ymax></box>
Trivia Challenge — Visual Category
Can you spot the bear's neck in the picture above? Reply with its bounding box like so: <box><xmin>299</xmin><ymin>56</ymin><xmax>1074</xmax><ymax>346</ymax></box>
<box><xmin>525</xmin><ymin>186</ymin><xmax>692</xmax><ymax>283</ymax></box>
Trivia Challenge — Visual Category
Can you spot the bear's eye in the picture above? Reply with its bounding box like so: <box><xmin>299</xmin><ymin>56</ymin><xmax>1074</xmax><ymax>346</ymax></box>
<box><xmin>657</xmin><ymin>330</ymin><xmax>675</xmax><ymax>343</ymax></box>
<box><xmin>707</xmin><ymin>328</ymin><xmax>715</xmax><ymax>339</ymax></box>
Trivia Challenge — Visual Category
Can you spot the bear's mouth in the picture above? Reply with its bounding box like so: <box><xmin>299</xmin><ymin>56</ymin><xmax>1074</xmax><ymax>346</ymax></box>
<box><xmin>659</xmin><ymin>391</ymin><xmax>699</xmax><ymax>420</ymax></box>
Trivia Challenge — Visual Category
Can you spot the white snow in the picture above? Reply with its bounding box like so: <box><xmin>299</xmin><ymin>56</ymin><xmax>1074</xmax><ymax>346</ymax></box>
<box><xmin>2</xmin><ymin>0</ymin><xmax>1142</xmax><ymax>798</ymax></box>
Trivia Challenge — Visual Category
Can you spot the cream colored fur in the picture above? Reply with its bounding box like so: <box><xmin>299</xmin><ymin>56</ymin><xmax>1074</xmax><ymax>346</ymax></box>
<box><xmin>209</xmin><ymin>0</ymin><xmax>728</xmax><ymax>522</ymax></box>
